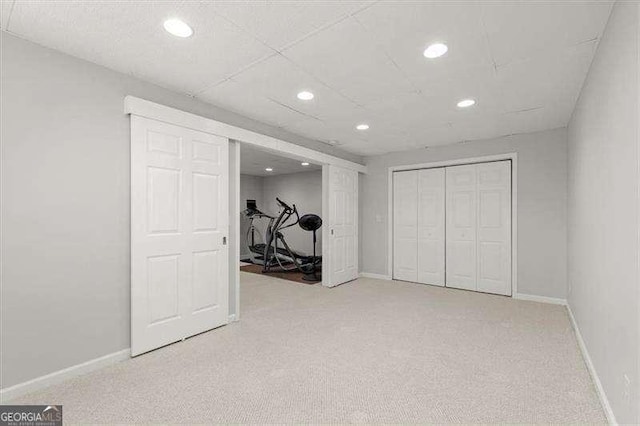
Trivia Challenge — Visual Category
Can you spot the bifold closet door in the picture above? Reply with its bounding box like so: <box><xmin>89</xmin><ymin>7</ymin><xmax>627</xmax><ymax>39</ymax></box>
<box><xmin>445</xmin><ymin>161</ymin><xmax>511</xmax><ymax>296</ymax></box>
<box><xmin>131</xmin><ymin>115</ymin><xmax>229</xmax><ymax>356</ymax></box>
<box><xmin>445</xmin><ymin>164</ymin><xmax>477</xmax><ymax>291</ymax></box>
<box><xmin>476</xmin><ymin>161</ymin><xmax>511</xmax><ymax>296</ymax></box>
<box><xmin>393</xmin><ymin>170</ymin><xmax>418</xmax><ymax>282</ymax></box>
<box><xmin>417</xmin><ymin>168</ymin><xmax>445</xmax><ymax>286</ymax></box>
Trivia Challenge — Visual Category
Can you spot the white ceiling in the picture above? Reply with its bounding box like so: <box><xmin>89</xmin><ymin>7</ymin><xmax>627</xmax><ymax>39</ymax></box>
<box><xmin>240</xmin><ymin>143</ymin><xmax>321</xmax><ymax>177</ymax></box>
<box><xmin>1</xmin><ymin>1</ymin><xmax>613</xmax><ymax>156</ymax></box>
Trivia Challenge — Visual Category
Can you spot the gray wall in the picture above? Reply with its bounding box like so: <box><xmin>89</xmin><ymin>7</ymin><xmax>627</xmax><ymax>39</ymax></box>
<box><xmin>567</xmin><ymin>1</ymin><xmax>639</xmax><ymax>423</ymax></box>
<box><xmin>239</xmin><ymin>175</ymin><xmax>265</xmax><ymax>258</ymax></box>
<box><xmin>0</xmin><ymin>32</ymin><xmax>359</xmax><ymax>389</ymax></box>
<box><xmin>361</xmin><ymin>128</ymin><xmax>568</xmax><ymax>299</ymax></box>
<box><xmin>262</xmin><ymin>170</ymin><xmax>323</xmax><ymax>255</ymax></box>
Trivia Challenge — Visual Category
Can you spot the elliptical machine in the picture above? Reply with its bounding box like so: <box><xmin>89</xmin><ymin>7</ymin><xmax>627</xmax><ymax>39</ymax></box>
<box><xmin>243</xmin><ymin>198</ymin><xmax>322</xmax><ymax>282</ymax></box>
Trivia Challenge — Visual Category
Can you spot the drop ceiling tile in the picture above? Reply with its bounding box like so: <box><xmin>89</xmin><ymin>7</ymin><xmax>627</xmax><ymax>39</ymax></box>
<box><xmin>364</xmin><ymin>68</ymin><xmax>505</xmax><ymax>131</ymax></box>
<box><xmin>8</xmin><ymin>1</ymin><xmax>274</xmax><ymax>94</ymax></box>
<box><xmin>378</xmin><ymin>122</ymin><xmax>461</xmax><ymax>151</ymax></box>
<box><xmin>1</xmin><ymin>0</ymin><xmax>14</xmax><ymax>29</ymax></box>
<box><xmin>282</xmin><ymin>119</ymin><xmax>344</xmax><ymax>143</ymax></box>
<box><xmin>343</xmin><ymin>141</ymin><xmax>388</xmax><ymax>156</ymax></box>
<box><xmin>5</xmin><ymin>1</ymin><xmax>613</xmax><ymax>154</ymax></box>
<box><xmin>496</xmin><ymin>41</ymin><xmax>596</xmax><ymax>114</ymax></box>
<box><xmin>283</xmin><ymin>117</ymin><xmax>402</xmax><ymax>156</ymax></box>
<box><xmin>481</xmin><ymin>0</ymin><xmax>613</xmax><ymax>66</ymax></box>
<box><xmin>229</xmin><ymin>54</ymin><xmax>362</xmax><ymax>122</ymax></box>
<box><xmin>282</xmin><ymin>16</ymin><xmax>415</xmax><ymax>105</ymax></box>
<box><xmin>505</xmin><ymin>100</ymin><xmax>573</xmax><ymax>135</ymax></box>
<box><xmin>240</xmin><ymin>144</ymin><xmax>322</xmax><ymax>176</ymax></box>
<box><xmin>353</xmin><ymin>1</ymin><xmax>494</xmax><ymax>91</ymax></box>
<box><xmin>419</xmin><ymin>124</ymin><xmax>462</xmax><ymax>148</ymax></box>
<box><xmin>198</xmin><ymin>78</ymin><xmax>315</xmax><ymax>129</ymax></box>
<box><xmin>450</xmin><ymin>113</ymin><xmax>513</xmax><ymax>143</ymax></box>
<box><xmin>213</xmin><ymin>0</ymin><xmax>374</xmax><ymax>51</ymax></box>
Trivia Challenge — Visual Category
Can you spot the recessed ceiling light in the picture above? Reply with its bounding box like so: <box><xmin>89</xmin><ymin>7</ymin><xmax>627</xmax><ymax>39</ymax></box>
<box><xmin>297</xmin><ymin>91</ymin><xmax>314</xmax><ymax>101</ymax></box>
<box><xmin>423</xmin><ymin>43</ymin><xmax>448</xmax><ymax>59</ymax></box>
<box><xmin>301</xmin><ymin>162</ymin><xmax>309</xmax><ymax>166</ymax></box>
<box><xmin>265</xmin><ymin>168</ymin><xmax>273</xmax><ymax>172</ymax></box>
<box><xmin>164</xmin><ymin>18</ymin><xmax>193</xmax><ymax>38</ymax></box>
<box><xmin>457</xmin><ymin>99</ymin><xmax>476</xmax><ymax>108</ymax></box>
<box><xmin>356</xmin><ymin>124</ymin><xmax>370</xmax><ymax>130</ymax></box>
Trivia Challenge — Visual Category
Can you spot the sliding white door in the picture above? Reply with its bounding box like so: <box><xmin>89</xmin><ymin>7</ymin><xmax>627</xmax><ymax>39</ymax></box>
<box><xmin>476</xmin><ymin>161</ymin><xmax>511</xmax><ymax>296</ymax></box>
<box><xmin>393</xmin><ymin>170</ymin><xmax>418</xmax><ymax>282</ymax></box>
<box><xmin>445</xmin><ymin>164</ymin><xmax>478</xmax><ymax>291</ymax></box>
<box><xmin>131</xmin><ymin>116</ymin><xmax>229</xmax><ymax>356</ymax></box>
<box><xmin>326</xmin><ymin>165</ymin><xmax>358</xmax><ymax>287</ymax></box>
<box><xmin>417</xmin><ymin>168</ymin><xmax>445</xmax><ymax>286</ymax></box>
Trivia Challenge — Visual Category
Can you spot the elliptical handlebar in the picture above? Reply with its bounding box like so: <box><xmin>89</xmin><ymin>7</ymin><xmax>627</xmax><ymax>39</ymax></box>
<box><xmin>276</xmin><ymin>198</ymin><xmax>300</xmax><ymax>230</ymax></box>
<box><xmin>276</xmin><ymin>197</ymin><xmax>293</xmax><ymax>212</ymax></box>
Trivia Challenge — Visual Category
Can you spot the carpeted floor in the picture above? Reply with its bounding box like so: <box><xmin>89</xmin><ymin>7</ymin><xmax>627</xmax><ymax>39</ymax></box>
<box><xmin>10</xmin><ymin>273</ymin><xmax>605</xmax><ymax>423</ymax></box>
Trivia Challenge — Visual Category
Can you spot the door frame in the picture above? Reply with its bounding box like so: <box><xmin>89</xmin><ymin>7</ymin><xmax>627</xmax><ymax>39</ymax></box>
<box><xmin>125</xmin><ymin>96</ymin><xmax>366</xmax><ymax>323</ymax></box>
<box><xmin>387</xmin><ymin>153</ymin><xmax>518</xmax><ymax>296</ymax></box>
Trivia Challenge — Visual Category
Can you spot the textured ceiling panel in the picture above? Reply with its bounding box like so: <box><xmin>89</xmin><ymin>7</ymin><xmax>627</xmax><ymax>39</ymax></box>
<box><xmin>1</xmin><ymin>0</ymin><xmax>14</xmax><ymax>29</ymax></box>
<box><xmin>481</xmin><ymin>1</ymin><xmax>613</xmax><ymax>66</ymax></box>
<box><xmin>8</xmin><ymin>1</ymin><xmax>274</xmax><ymax>93</ymax></box>
<box><xmin>213</xmin><ymin>0</ymin><xmax>374</xmax><ymax>51</ymax></box>
<box><xmin>4</xmin><ymin>0</ymin><xmax>614</xmax><ymax>155</ymax></box>
<box><xmin>240</xmin><ymin>143</ymin><xmax>321</xmax><ymax>177</ymax></box>
<box><xmin>281</xmin><ymin>17</ymin><xmax>415</xmax><ymax>105</ymax></box>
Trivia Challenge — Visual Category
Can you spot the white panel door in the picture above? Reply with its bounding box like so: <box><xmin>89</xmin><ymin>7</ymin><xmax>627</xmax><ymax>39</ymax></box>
<box><xmin>326</xmin><ymin>165</ymin><xmax>358</xmax><ymax>287</ymax></box>
<box><xmin>131</xmin><ymin>115</ymin><xmax>229</xmax><ymax>356</ymax></box>
<box><xmin>445</xmin><ymin>164</ymin><xmax>477</xmax><ymax>291</ymax></box>
<box><xmin>393</xmin><ymin>170</ymin><xmax>418</xmax><ymax>282</ymax></box>
<box><xmin>476</xmin><ymin>161</ymin><xmax>511</xmax><ymax>295</ymax></box>
<box><xmin>417</xmin><ymin>168</ymin><xmax>445</xmax><ymax>286</ymax></box>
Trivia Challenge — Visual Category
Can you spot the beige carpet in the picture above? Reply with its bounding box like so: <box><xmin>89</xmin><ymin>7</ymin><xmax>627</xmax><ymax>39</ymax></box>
<box><xmin>11</xmin><ymin>273</ymin><xmax>605</xmax><ymax>423</ymax></box>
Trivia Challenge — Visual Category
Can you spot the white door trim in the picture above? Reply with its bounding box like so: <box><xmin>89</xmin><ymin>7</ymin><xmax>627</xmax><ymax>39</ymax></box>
<box><xmin>124</xmin><ymin>96</ymin><xmax>366</xmax><ymax>174</ymax></box>
<box><xmin>387</xmin><ymin>153</ymin><xmax>518</xmax><ymax>296</ymax></box>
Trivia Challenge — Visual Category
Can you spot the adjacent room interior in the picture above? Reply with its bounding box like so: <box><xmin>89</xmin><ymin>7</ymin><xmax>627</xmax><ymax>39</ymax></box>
<box><xmin>239</xmin><ymin>144</ymin><xmax>323</xmax><ymax>284</ymax></box>
<box><xmin>1</xmin><ymin>0</ymin><xmax>639</xmax><ymax>424</ymax></box>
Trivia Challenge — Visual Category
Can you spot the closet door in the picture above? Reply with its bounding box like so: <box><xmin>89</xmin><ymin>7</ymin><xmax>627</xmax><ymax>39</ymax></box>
<box><xmin>445</xmin><ymin>164</ymin><xmax>477</xmax><ymax>291</ymax></box>
<box><xmin>477</xmin><ymin>161</ymin><xmax>511</xmax><ymax>295</ymax></box>
<box><xmin>417</xmin><ymin>168</ymin><xmax>445</xmax><ymax>286</ymax></box>
<box><xmin>393</xmin><ymin>170</ymin><xmax>418</xmax><ymax>282</ymax></box>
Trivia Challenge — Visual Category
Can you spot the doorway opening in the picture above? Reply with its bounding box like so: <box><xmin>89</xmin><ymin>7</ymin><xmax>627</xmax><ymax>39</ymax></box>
<box><xmin>239</xmin><ymin>144</ymin><xmax>323</xmax><ymax>285</ymax></box>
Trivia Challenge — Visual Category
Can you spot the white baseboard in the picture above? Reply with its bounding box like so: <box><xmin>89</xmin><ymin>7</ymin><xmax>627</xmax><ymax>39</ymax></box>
<box><xmin>359</xmin><ymin>272</ymin><xmax>392</xmax><ymax>280</ymax></box>
<box><xmin>0</xmin><ymin>348</ymin><xmax>130</xmax><ymax>403</ymax></box>
<box><xmin>514</xmin><ymin>293</ymin><xmax>567</xmax><ymax>305</ymax></box>
<box><xmin>566</xmin><ymin>304</ymin><xmax>616</xmax><ymax>425</ymax></box>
